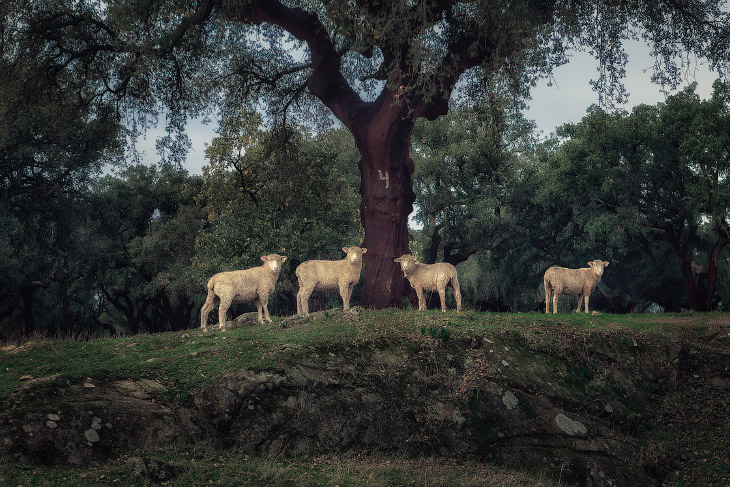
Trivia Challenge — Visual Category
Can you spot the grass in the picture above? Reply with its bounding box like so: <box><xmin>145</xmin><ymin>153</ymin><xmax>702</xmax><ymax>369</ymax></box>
<box><xmin>0</xmin><ymin>447</ymin><xmax>563</xmax><ymax>487</ymax></box>
<box><xmin>1</xmin><ymin>309</ymin><xmax>725</xmax><ymax>401</ymax></box>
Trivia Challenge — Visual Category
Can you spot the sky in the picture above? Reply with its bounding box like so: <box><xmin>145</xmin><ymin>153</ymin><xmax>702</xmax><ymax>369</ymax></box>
<box><xmin>133</xmin><ymin>41</ymin><xmax>720</xmax><ymax>175</ymax></box>
<box><xmin>525</xmin><ymin>40</ymin><xmax>717</xmax><ymax>138</ymax></box>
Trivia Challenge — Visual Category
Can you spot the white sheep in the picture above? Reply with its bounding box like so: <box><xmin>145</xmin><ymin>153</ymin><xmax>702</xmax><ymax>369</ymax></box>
<box><xmin>296</xmin><ymin>246</ymin><xmax>367</xmax><ymax>316</ymax></box>
<box><xmin>200</xmin><ymin>254</ymin><xmax>287</xmax><ymax>331</ymax></box>
<box><xmin>394</xmin><ymin>254</ymin><xmax>462</xmax><ymax>313</ymax></box>
<box><xmin>544</xmin><ymin>260</ymin><xmax>609</xmax><ymax>314</ymax></box>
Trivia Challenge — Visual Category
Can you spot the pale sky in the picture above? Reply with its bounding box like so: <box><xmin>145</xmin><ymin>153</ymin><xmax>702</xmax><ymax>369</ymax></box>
<box><xmin>526</xmin><ymin>40</ymin><xmax>717</xmax><ymax>139</ymax></box>
<box><xmin>134</xmin><ymin>41</ymin><xmax>720</xmax><ymax>175</ymax></box>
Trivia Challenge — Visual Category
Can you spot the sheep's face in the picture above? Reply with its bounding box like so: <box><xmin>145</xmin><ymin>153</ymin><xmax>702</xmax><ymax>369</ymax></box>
<box><xmin>343</xmin><ymin>246</ymin><xmax>367</xmax><ymax>264</ymax></box>
<box><xmin>588</xmin><ymin>260</ymin><xmax>609</xmax><ymax>276</ymax></box>
<box><xmin>394</xmin><ymin>254</ymin><xmax>417</xmax><ymax>273</ymax></box>
<box><xmin>261</xmin><ymin>254</ymin><xmax>287</xmax><ymax>273</ymax></box>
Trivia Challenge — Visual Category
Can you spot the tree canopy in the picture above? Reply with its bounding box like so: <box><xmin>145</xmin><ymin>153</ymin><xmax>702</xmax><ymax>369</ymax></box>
<box><xmin>5</xmin><ymin>0</ymin><xmax>730</xmax><ymax>308</ymax></box>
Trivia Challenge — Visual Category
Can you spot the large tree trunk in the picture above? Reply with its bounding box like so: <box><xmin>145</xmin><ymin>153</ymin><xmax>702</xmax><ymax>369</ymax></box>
<box><xmin>695</xmin><ymin>235</ymin><xmax>728</xmax><ymax>311</ymax></box>
<box><xmin>355</xmin><ymin>119</ymin><xmax>416</xmax><ymax>309</ymax></box>
<box><xmin>424</xmin><ymin>213</ymin><xmax>442</xmax><ymax>265</ymax></box>
<box><xmin>19</xmin><ymin>285</ymin><xmax>35</xmax><ymax>337</ymax></box>
<box><xmin>678</xmin><ymin>256</ymin><xmax>698</xmax><ymax>310</ymax></box>
<box><xmin>676</xmin><ymin>235</ymin><xmax>727</xmax><ymax>312</ymax></box>
<box><xmin>59</xmin><ymin>277</ymin><xmax>73</xmax><ymax>336</ymax></box>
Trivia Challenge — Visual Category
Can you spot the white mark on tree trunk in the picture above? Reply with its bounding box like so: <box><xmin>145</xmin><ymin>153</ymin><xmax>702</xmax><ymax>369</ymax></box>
<box><xmin>378</xmin><ymin>170</ymin><xmax>389</xmax><ymax>188</ymax></box>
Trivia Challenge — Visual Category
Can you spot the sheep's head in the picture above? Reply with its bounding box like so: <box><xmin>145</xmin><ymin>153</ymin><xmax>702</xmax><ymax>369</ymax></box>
<box><xmin>394</xmin><ymin>254</ymin><xmax>417</xmax><ymax>274</ymax></box>
<box><xmin>261</xmin><ymin>254</ymin><xmax>287</xmax><ymax>273</ymax></box>
<box><xmin>343</xmin><ymin>246</ymin><xmax>367</xmax><ymax>264</ymax></box>
<box><xmin>588</xmin><ymin>260</ymin><xmax>609</xmax><ymax>276</ymax></box>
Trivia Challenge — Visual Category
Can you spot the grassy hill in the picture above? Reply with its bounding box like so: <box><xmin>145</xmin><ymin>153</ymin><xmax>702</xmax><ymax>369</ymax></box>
<box><xmin>1</xmin><ymin>310</ymin><xmax>729</xmax><ymax>486</ymax></box>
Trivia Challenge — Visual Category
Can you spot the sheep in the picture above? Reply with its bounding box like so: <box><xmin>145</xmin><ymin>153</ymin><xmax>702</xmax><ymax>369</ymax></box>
<box><xmin>394</xmin><ymin>254</ymin><xmax>462</xmax><ymax>313</ymax></box>
<box><xmin>296</xmin><ymin>246</ymin><xmax>367</xmax><ymax>316</ymax></box>
<box><xmin>200</xmin><ymin>254</ymin><xmax>287</xmax><ymax>331</ymax></box>
<box><xmin>544</xmin><ymin>260</ymin><xmax>609</xmax><ymax>314</ymax></box>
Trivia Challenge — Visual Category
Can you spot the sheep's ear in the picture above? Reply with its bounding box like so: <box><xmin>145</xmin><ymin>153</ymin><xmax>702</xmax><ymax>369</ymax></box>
<box><xmin>603</xmin><ymin>261</ymin><xmax>609</xmax><ymax>266</ymax></box>
<box><xmin>361</xmin><ymin>248</ymin><xmax>367</xmax><ymax>254</ymax></box>
<box><xmin>261</xmin><ymin>255</ymin><xmax>269</xmax><ymax>262</ymax></box>
<box><xmin>342</xmin><ymin>247</ymin><xmax>350</xmax><ymax>253</ymax></box>
<box><xmin>281</xmin><ymin>256</ymin><xmax>287</xmax><ymax>262</ymax></box>
<box><xmin>394</xmin><ymin>257</ymin><xmax>401</xmax><ymax>262</ymax></box>
<box><xmin>588</xmin><ymin>261</ymin><xmax>594</xmax><ymax>267</ymax></box>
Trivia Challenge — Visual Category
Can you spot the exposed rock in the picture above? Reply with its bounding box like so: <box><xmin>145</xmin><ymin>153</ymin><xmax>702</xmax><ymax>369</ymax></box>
<box><xmin>555</xmin><ymin>413</ymin><xmax>588</xmax><ymax>436</ymax></box>
<box><xmin>114</xmin><ymin>379</ymin><xmax>166</xmax><ymax>400</ymax></box>
<box><xmin>0</xmin><ymin>375</ymin><xmax>214</xmax><ymax>466</ymax></box>
<box><xmin>84</xmin><ymin>428</ymin><xmax>100</xmax><ymax>443</ymax></box>
<box><xmin>502</xmin><ymin>390</ymin><xmax>519</xmax><ymax>410</ymax></box>
<box><xmin>280</xmin><ymin>307</ymin><xmax>363</xmax><ymax>328</ymax></box>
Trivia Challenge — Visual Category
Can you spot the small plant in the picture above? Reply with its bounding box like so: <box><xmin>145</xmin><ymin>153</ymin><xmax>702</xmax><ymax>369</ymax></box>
<box><xmin>420</xmin><ymin>325</ymin><xmax>451</xmax><ymax>343</ymax></box>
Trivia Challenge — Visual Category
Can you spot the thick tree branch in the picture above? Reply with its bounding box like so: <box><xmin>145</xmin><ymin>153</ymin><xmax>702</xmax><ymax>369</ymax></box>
<box><xmin>146</xmin><ymin>0</ymin><xmax>218</xmax><ymax>57</ymax></box>
<box><xmin>237</xmin><ymin>0</ymin><xmax>365</xmax><ymax>130</ymax></box>
<box><xmin>417</xmin><ymin>33</ymin><xmax>493</xmax><ymax>121</ymax></box>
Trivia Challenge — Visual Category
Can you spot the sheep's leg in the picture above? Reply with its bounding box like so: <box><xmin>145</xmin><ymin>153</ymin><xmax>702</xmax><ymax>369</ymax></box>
<box><xmin>217</xmin><ymin>289</ymin><xmax>233</xmax><ymax>331</ymax></box>
<box><xmin>299</xmin><ymin>285</ymin><xmax>313</xmax><ymax>316</ymax></box>
<box><xmin>584</xmin><ymin>294</ymin><xmax>590</xmax><ymax>313</ymax></box>
<box><xmin>438</xmin><ymin>287</ymin><xmax>447</xmax><ymax>312</ymax></box>
<box><xmin>254</xmin><ymin>297</ymin><xmax>264</xmax><ymax>324</ymax></box>
<box><xmin>200</xmin><ymin>291</ymin><xmax>218</xmax><ymax>331</ymax></box>
<box><xmin>552</xmin><ymin>292</ymin><xmax>560</xmax><ymax>314</ymax></box>
<box><xmin>339</xmin><ymin>282</ymin><xmax>351</xmax><ymax>310</ymax></box>
<box><xmin>452</xmin><ymin>278</ymin><xmax>462</xmax><ymax>313</ymax></box>
<box><xmin>345</xmin><ymin>283</ymin><xmax>356</xmax><ymax>310</ymax></box>
<box><xmin>576</xmin><ymin>295</ymin><xmax>583</xmax><ymax>313</ymax></box>
<box><xmin>545</xmin><ymin>286</ymin><xmax>552</xmax><ymax>314</ymax></box>
<box><xmin>260</xmin><ymin>292</ymin><xmax>272</xmax><ymax>323</ymax></box>
<box><xmin>416</xmin><ymin>288</ymin><xmax>426</xmax><ymax>311</ymax></box>
<box><xmin>296</xmin><ymin>289</ymin><xmax>303</xmax><ymax>316</ymax></box>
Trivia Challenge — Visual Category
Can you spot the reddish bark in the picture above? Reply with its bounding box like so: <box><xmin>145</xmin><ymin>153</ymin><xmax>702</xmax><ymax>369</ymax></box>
<box><xmin>692</xmin><ymin>235</ymin><xmax>728</xmax><ymax>311</ymax></box>
<box><xmin>19</xmin><ymin>285</ymin><xmax>35</xmax><ymax>337</ymax></box>
<box><xmin>678</xmin><ymin>256</ymin><xmax>698</xmax><ymax>310</ymax></box>
<box><xmin>355</xmin><ymin>118</ymin><xmax>417</xmax><ymax>308</ymax></box>
<box><xmin>672</xmin><ymin>232</ymin><xmax>727</xmax><ymax>312</ymax></box>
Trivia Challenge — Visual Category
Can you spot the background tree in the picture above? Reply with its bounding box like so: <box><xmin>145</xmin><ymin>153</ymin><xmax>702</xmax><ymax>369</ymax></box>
<box><xmin>521</xmin><ymin>107</ymin><xmax>684</xmax><ymax>312</ymax></box>
<box><xmin>636</xmin><ymin>82</ymin><xmax>730</xmax><ymax>311</ymax></box>
<box><xmin>412</xmin><ymin>85</ymin><xmax>536</xmax><ymax>267</ymax></box>
<box><xmin>193</xmin><ymin>116</ymin><xmax>362</xmax><ymax>319</ymax></box>
<box><xmin>0</xmin><ymin>27</ymin><xmax>124</xmax><ymax>337</ymax></box>
<box><xmin>533</xmin><ymin>82</ymin><xmax>730</xmax><ymax>311</ymax></box>
<box><xmin>89</xmin><ymin>164</ymin><xmax>204</xmax><ymax>334</ymax></box>
<box><xmin>9</xmin><ymin>0</ymin><xmax>730</xmax><ymax>308</ymax></box>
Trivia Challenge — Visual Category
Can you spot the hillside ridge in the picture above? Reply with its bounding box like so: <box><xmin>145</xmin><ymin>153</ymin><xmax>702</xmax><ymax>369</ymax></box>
<box><xmin>1</xmin><ymin>310</ymin><xmax>729</xmax><ymax>486</ymax></box>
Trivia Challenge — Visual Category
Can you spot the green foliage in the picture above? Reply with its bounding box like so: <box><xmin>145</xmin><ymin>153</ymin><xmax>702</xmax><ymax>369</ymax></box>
<box><xmin>0</xmin><ymin>38</ymin><xmax>125</xmax><ymax>337</ymax></box>
<box><xmin>412</xmin><ymin>92</ymin><xmax>537</xmax><ymax>267</ymax></box>
<box><xmin>86</xmin><ymin>164</ymin><xmax>206</xmax><ymax>334</ymax></box>
<box><xmin>541</xmin><ymin>82</ymin><xmax>730</xmax><ymax>311</ymax></box>
<box><xmin>420</xmin><ymin>325</ymin><xmax>452</xmax><ymax>343</ymax></box>
<box><xmin>192</xmin><ymin>116</ymin><xmax>363</xmax><ymax>314</ymax></box>
<box><xmin>413</xmin><ymin>82</ymin><xmax>730</xmax><ymax>312</ymax></box>
<box><xmin>6</xmin><ymin>0</ymin><xmax>729</xmax><ymax>133</ymax></box>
